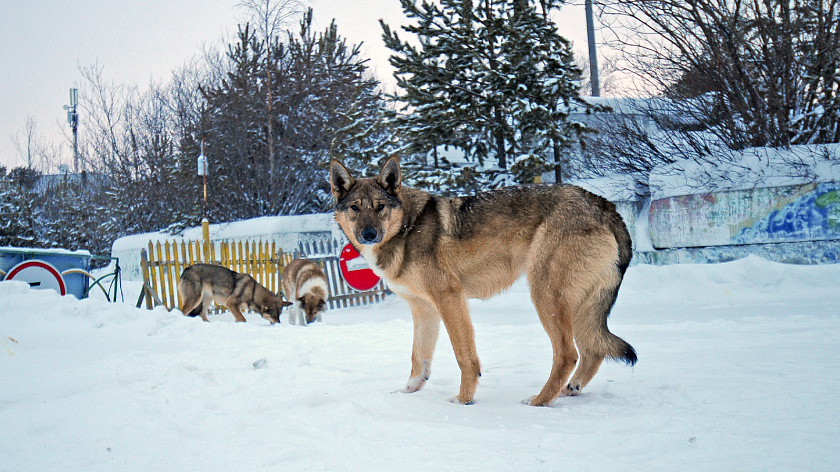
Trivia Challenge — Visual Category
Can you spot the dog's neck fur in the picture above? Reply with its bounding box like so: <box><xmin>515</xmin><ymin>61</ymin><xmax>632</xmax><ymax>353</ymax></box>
<box><xmin>369</xmin><ymin>186</ymin><xmax>434</xmax><ymax>276</ymax></box>
<box><xmin>396</xmin><ymin>187</ymin><xmax>434</xmax><ymax>235</ymax></box>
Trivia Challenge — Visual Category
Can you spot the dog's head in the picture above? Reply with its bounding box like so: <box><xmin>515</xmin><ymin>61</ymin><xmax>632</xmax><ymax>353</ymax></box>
<box><xmin>255</xmin><ymin>288</ymin><xmax>293</xmax><ymax>324</ymax></box>
<box><xmin>299</xmin><ymin>293</ymin><xmax>327</xmax><ymax>325</ymax></box>
<box><xmin>330</xmin><ymin>156</ymin><xmax>404</xmax><ymax>247</ymax></box>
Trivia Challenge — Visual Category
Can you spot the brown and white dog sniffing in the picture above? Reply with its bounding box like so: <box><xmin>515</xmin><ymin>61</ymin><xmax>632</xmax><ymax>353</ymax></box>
<box><xmin>281</xmin><ymin>258</ymin><xmax>329</xmax><ymax>325</ymax></box>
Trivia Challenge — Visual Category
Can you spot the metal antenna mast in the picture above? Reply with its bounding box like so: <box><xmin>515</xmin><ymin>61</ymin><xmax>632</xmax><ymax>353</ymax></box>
<box><xmin>64</xmin><ymin>88</ymin><xmax>79</xmax><ymax>172</ymax></box>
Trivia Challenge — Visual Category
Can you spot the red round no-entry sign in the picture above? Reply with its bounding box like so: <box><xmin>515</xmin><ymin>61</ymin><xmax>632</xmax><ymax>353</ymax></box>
<box><xmin>4</xmin><ymin>259</ymin><xmax>67</xmax><ymax>296</ymax></box>
<box><xmin>338</xmin><ymin>243</ymin><xmax>380</xmax><ymax>291</ymax></box>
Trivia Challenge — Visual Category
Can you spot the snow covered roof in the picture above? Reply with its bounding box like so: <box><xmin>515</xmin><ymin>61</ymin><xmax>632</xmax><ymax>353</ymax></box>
<box><xmin>650</xmin><ymin>144</ymin><xmax>840</xmax><ymax>199</ymax></box>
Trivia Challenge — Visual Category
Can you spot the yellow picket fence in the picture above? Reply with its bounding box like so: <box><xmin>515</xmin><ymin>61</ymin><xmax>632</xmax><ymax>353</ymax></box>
<box><xmin>139</xmin><ymin>239</ymin><xmax>294</xmax><ymax>312</ymax></box>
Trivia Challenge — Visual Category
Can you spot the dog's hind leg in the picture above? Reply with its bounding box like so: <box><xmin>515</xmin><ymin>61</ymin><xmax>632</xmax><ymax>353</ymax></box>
<box><xmin>524</xmin><ymin>290</ymin><xmax>579</xmax><ymax>406</ymax></box>
<box><xmin>523</xmin><ymin>228</ymin><xmax>599</xmax><ymax>406</ymax></box>
<box><xmin>563</xmin><ymin>285</ymin><xmax>611</xmax><ymax>396</ymax></box>
<box><xmin>565</xmin><ymin>268</ymin><xmax>636</xmax><ymax>395</ymax></box>
<box><xmin>196</xmin><ymin>290</ymin><xmax>214</xmax><ymax>322</ymax></box>
<box><xmin>563</xmin><ymin>350</ymin><xmax>604</xmax><ymax>396</ymax></box>
<box><xmin>178</xmin><ymin>279</ymin><xmax>202</xmax><ymax>318</ymax></box>
<box><xmin>400</xmin><ymin>296</ymin><xmax>441</xmax><ymax>393</ymax></box>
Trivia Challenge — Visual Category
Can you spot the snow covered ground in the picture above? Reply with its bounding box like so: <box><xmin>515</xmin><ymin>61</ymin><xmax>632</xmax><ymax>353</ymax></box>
<box><xmin>1</xmin><ymin>256</ymin><xmax>838</xmax><ymax>471</ymax></box>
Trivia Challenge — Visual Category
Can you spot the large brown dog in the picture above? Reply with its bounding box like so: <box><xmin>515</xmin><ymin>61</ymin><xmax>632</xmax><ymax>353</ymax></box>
<box><xmin>330</xmin><ymin>156</ymin><xmax>636</xmax><ymax>406</ymax></box>
<box><xmin>177</xmin><ymin>264</ymin><xmax>291</xmax><ymax>324</ymax></box>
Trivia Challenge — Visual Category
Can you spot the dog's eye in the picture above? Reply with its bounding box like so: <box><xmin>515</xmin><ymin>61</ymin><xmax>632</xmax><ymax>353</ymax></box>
<box><xmin>350</xmin><ymin>204</ymin><xmax>360</xmax><ymax>213</ymax></box>
<box><xmin>376</xmin><ymin>204</ymin><xmax>385</xmax><ymax>212</ymax></box>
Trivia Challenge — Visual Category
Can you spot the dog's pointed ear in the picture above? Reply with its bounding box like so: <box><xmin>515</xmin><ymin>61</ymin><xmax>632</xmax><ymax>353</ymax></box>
<box><xmin>330</xmin><ymin>159</ymin><xmax>355</xmax><ymax>201</ymax></box>
<box><xmin>377</xmin><ymin>155</ymin><xmax>401</xmax><ymax>195</ymax></box>
<box><xmin>281</xmin><ymin>299</ymin><xmax>293</xmax><ymax>307</ymax></box>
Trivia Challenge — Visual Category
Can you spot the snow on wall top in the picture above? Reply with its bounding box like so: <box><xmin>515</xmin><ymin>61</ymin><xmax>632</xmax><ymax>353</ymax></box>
<box><xmin>0</xmin><ymin>246</ymin><xmax>92</xmax><ymax>257</ymax></box>
<box><xmin>111</xmin><ymin>213</ymin><xmax>339</xmax><ymax>252</ymax></box>
<box><xmin>570</xmin><ymin>173</ymin><xmax>646</xmax><ymax>202</ymax></box>
<box><xmin>650</xmin><ymin>144</ymin><xmax>840</xmax><ymax>200</ymax></box>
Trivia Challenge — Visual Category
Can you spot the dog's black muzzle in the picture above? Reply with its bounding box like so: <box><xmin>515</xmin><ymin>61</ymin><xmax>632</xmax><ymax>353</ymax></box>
<box><xmin>359</xmin><ymin>226</ymin><xmax>381</xmax><ymax>245</ymax></box>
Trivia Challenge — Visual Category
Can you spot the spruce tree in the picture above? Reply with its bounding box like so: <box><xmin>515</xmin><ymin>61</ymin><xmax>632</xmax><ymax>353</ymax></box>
<box><xmin>37</xmin><ymin>175</ymin><xmax>110</xmax><ymax>255</ymax></box>
<box><xmin>382</xmin><ymin>0</ymin><xmax>589</xmax><ymax>190</ymax></box>
<box><xmin>0</xmin><ymin>167</ymin><xmax>42</xmax><ymax>247</ymax></box>
<box><xmin>201</xmin><ymin>10</ymin><xmax>390</xmax><ymax>216</ymax></box>
<box><xmin>498</xmin><ymin>0</ymin><xmax>585</xmax><ymax>183</ymax></box>
<box><xmin>382</xmin><ymin>0</ymin><xmax>484</xmax><ymax>167</ymax></box>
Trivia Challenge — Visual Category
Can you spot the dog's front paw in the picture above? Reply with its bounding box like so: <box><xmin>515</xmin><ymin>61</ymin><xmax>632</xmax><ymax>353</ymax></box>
<box><xmin>521</xmin><ymin>395</ymin><xmax>553</xmax><ymax>407</ymax></box>
<box><xmin>448</xmin><ymin>395</ymin><xmax>475</xmax><ymax>405</ymax></box>
<box><xmin>398</xmin><ymin>374</ymin><xmax>427</xmax><ymax>393</ymax></box>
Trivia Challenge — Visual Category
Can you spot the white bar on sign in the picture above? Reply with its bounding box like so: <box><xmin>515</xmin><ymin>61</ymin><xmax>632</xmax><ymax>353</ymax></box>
<box><xmin>345</xmin><ymin>256</ymin><xmax>370</xmax><ymax>272</ymax></box>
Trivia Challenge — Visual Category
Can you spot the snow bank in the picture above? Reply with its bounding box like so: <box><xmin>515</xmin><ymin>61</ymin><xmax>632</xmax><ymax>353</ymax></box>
<box><xmin>1</xmin><ymin>257</ymin><xmax>838</xmax><ymax>471</ymax></box>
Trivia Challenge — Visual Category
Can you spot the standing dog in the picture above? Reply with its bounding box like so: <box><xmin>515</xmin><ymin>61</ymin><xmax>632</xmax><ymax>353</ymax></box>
<box><xmin>281</xmin><ymin>258</ymin><xmax>329</xmax><ymax>325</ymax></box>
<box><xmin>177</xmin><ymin>264</ymin><xmax>291</xmax><ymax>324</ymax></box>
<box><xmin>330</xmin><ymin>156</ymin><xmax>636</xmax><ymax>406</ymax></box>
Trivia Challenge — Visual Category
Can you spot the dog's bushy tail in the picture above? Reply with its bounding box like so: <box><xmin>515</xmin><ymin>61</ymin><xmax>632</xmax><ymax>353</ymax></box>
<box><xmin>593</xmin><ymin>283</ymin><xmax>638</xmax><ymax>366</ymax></box>
<box><xmin>605</xmin><ymin>332</ymin><xmax>638</xmax><ymax>366</ymax></box>
<box><xmin>574</xmin><ymin>277</ymin><xmax>638</xmax><ymax>367</ymax></box>
<box><xmin>599</xmin><ymin>196</ymin><xmax>635</xmax><ymax>365</ymax></box>
<box><xmin>588</xmin><ymin>243</ymin><xmax>637</xmax><ymax>366</ymax></box>
<box><xmin>571</xmin><ymin>188</ymin><xmax>638</xmax><ymax>366</ymax></box>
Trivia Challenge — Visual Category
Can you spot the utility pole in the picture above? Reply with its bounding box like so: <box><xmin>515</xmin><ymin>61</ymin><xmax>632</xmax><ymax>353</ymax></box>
<box><xmin>197</xmin><ymin>138</ymin><xmax>211</xmax><ymax>261</ymax></box>
<box><xmin>64</xmin><ymin>88</ymin><xmax>79</xmax><ymax>172</ymax></box>
<box><xmin>585</xmin><ymin>0</ymin><xmax>600</xmax><ymax>97</ymax></box>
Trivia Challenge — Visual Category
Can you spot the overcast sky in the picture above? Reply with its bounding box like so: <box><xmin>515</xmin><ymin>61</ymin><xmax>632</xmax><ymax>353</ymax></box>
<box><xmin>0</xmin><ymin>0</ymin><xmax>592</xmax><ymax>170</ymax></box>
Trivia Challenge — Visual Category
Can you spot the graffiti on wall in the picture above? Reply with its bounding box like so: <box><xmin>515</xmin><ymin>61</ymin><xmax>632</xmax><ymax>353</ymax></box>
<box><xmin>649</xmin><ymin>182</ymin><xmax>840</xmax><ymax>248</ymax></box>
<box><xmin>734</xmin><ymin>182</ymin><xmax>840</xmax><ymax>244</ymax></box>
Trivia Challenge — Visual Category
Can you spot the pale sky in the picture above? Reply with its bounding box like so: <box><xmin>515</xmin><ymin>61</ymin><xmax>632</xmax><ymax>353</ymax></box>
<box><xmin>0</xmin><ymin>0</ymin><xmax>593</xmax><ymax>170</ymax></box>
